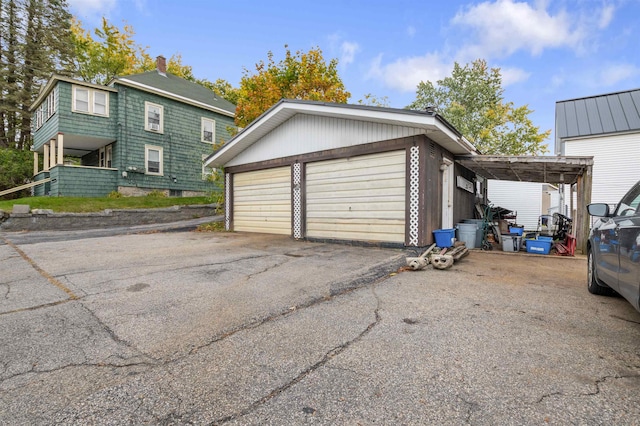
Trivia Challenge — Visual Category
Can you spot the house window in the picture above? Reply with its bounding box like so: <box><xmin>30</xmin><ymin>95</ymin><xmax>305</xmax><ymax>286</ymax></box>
<box><xmin>72</xmin><ymin>85</ymin><xmax>109</xmax><ymax>116</ymax></box>
<box><xmin>73</xmin><ymin>87</ymin><xmax>90</xmax><ymax>112</ymax></box>
<box><xmin>145</xmin><ymin>145</ymin><xmax>163</xmax><ymax>175</ymax></box>
<box><xmin>202</xmin><ymin>154</ymin><xmax>214</xmax><ymax>180</ymax></box>
<box><xmin>145</xmin><ymin>102</ymin><xmax>163</xmax><ymax>133</ymax></box>
<box><xmin>94</xmin><ymin>91</ymin><xmax>107</xmax><ymax>115</ymax></box>
<box><xmin>201</xmin><ymin>118</ymin><xmax>215</xmax><ymax>143</ymax></box>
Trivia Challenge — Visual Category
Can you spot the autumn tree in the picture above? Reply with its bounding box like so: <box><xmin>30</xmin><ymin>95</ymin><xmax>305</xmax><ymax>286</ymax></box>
<box><xmin>407</xmin><ymin>59</ymin><xmax>550</xmax><ymax>155</ymax></box>
<box><xmin>70</xmin><ymin>18</ymin><xmax>239</xmax><ymax>106</ymax></box>
<box><xmin>70</xmin><ymin>17</ymin><xmax>144</xmax><ymax>85</ymax></box>
<box><xmin>235</xmin><ymin>46</ymin><xmax>350</xmax><ymax>127</ymax></box>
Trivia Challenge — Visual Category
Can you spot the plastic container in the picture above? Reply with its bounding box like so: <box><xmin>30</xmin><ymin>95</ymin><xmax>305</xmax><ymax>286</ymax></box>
<box><xmin>501</xmin><ymin>234</ymin><xmax>522</xmax><ymax>252</ymax></box>
<box><xmin>509</xmin><ymin>226</ymin><xmax>524</xmax><ymax>236</ymax></box>
<box><xmin>538</xmin><ymin>236</ymin><xmax>553</xmax><ymax>242</ymax></box>
<box><xmin>463</xmin><ymin>219</ymin><xmax>484</xmax><ymax>248</ymax></box>
<box><xmin>433</xmin><ymin>228</ymin><xmax>455</xmax><ymax>248</ymax></box>
<box><xmin>456</xmin><ymin>223</ymin><xmax>478</xmax><ymax>249</ymax></box>
<box><xmin>526</xmin><ymin>239</ymin><xmax>552</xmax><ymax>255</ymax></box>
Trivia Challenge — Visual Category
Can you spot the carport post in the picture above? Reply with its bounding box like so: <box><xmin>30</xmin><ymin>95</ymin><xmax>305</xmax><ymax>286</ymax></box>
<box><xmin>575</xmin><ymin>165</ymin><xmax>592</xmax><ymax>254</ymax></box>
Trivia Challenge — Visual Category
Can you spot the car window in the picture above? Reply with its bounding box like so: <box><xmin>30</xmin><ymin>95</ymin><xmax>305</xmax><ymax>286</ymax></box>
<box><xmin>615</xmin><ymin>183</ymin><xmax>640</xmax><ymax>217</ymax></box>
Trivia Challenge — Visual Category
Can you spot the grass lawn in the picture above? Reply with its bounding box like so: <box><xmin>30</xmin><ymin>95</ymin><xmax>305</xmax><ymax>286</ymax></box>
<box><xmin>0</xmin><ymin>195</ymin><xmax>214</xmax><ymax>213</ymax></box>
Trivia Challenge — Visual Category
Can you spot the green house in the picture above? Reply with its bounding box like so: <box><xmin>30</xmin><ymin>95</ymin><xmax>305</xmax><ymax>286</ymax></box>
<box><xmin>30</xmin><ymin>56</ymin><xmax>236</xmax><ymax>197</ymax></box>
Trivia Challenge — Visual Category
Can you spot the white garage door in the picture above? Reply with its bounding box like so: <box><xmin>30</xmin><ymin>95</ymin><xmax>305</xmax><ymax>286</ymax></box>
<box><xmin>233</xmin><ymin>167</ymin><xmax>291</xmax><ymax>235</ymax></box>
<box><xmin>306</xmin><ymin>151</ymin><xmax>406</xmax><ymax>243</ymax></box>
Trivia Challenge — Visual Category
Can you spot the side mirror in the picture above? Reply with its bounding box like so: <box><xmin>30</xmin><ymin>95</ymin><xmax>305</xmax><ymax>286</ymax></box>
<box><xmin>587</xmin><ymin>203</ymin><xmax>610</xmax><ymax>217</ymax></box>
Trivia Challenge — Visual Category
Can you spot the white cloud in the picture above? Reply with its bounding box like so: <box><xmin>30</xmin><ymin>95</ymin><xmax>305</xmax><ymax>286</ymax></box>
<box><xmin>366</xmin><ymin>52</ymin><xmax>451</xmax><ymax>92</ymax></box>
<box><xmin>598</xmin><ymin>63</ymin><xmax>640</xmax><ymax>86</ymax></box>
<box><xmin>598</xmin><ymin>4</ymin><xmax>615</xmax><ymax>29</ymax></box>
<box><xmin>451</xmin><ymin>0</ymin><xmax>586</xmax><ymax>58</ymax></box>
<box><xmin>499</xmin><ymin>66</ymin><xmax>531</xmax><ymax>86</ymax></box>
<box><xmin>340</xmin><ymin>41</ymin><xmax>360</xmax><ymax>66</ymax></box>
<box><xmin>68</xmin><ymin>0</ymin><xmax>117</xmax><ymax>17</ymax></box>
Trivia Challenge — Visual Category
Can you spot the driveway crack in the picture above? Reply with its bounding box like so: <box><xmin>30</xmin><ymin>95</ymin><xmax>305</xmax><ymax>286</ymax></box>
<box><xmin>210</xmin><ymin>283</ymin><xmax>385</xmax><ymax>425</ymax></box>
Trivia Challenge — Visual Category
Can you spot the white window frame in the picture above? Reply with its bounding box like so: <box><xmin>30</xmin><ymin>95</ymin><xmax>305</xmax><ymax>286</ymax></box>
<box><xmin>202</xmin><ymin>154</ymin><xmax>215</xmax><ymax>180</ymax></box>
<box><xmin>145</xmin><ymin>102</ymin><xmax>164</xmax><ymax>133</ymax></box>
<box><xmin>201</xmin><ymin>118</ymin><xmax>215</xmax><ymax>143</ymax></box>
<box><xmin>72</xmin><ymin>85</ymin><xmax>109</xmax><ymax>116</ymax></box>
<box><xmin>145</xmin><ymin>145</ymin><xmax>163</xmax><ymax>176</ymax></box>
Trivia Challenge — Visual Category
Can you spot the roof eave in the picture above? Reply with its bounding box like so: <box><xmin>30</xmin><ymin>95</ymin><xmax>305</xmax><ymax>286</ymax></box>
<box><xmin>205</xmin><ymin>101</ymin><xmax>477</xmax><ymax>169</ymax></box>
<box><xmin>113</xmin><ymin>77</ymin><xmax>235</xmax><ymax>118</ymax></box>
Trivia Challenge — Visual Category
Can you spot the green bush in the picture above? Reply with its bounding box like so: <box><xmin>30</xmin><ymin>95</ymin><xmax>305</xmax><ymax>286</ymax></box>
<box><xmin>146</xmin><ymin>189</ymin><xmax>167</xmax><ymax>198</ymax></box>
<box><xmin>107</xmin><ymin>191</ymin><xmax>123</xmax><ymax>198</ymax></box>
<box><xmin>0</xmin><ymin>148</ymin><xmax>33</xmax><ymax>200</ymax></box>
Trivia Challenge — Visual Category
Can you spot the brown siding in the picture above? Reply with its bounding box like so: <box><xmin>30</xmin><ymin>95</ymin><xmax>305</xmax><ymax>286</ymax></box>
<box><xmin>453</xmin><ymin>162</ymin><xmax>478</xmax><ymax>225</ymax></box>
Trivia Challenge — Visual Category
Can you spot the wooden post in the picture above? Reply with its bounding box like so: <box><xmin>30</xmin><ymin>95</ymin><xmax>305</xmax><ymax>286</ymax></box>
<box><xmin>43</xmin><ymin>144</ymin><xmax>50</xmax><ymax>171</ymax></box>
<box><xmin>33</xmin><ymin>151</ymin><xmax>39</xmax><ymax>175</ymax></box>
<box><xmin>49</xmin><ymin>139</ymin><xmax>56</xmax><ymax>168</ymax></box>
<box><xmin>57</xmin><ymin>133</ymin><xmax>64</xmax><ymax>165</ymax></box>
<box><xmin>576</xmin><ymin>165</ymin><xmax>593</xmax><ymax>255</ymax></box>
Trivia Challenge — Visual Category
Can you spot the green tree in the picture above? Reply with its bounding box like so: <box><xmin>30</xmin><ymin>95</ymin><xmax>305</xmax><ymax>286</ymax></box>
<box><xmin>235</xmin><ymin>46</ymin><xmax>350</xmax><ymax>128</ymax></box>
<box><xmin>407</xmin><ymin>59</ymin><xmax>550</xmax><ymax>155</ymax></box>
<box><xmin>70</xmin><ymin>19</ymin><xmax>239</xmax><ymax>106</ymax></box>
<box><xmin>0</xmin><ymin>147</ymin><xmax>34</xmax><ymax>199</ymax></box>
<box><xmin>357</xmin><ymin>93</ymin><xmax>390</xmax><ymax>107</ymax></box>
<box><xmin>0</xmin><ymin>0</ymin><xmax>75</xmax><ymax>149</ymax></box>
<box><xmin>71</xmin><ymin>17</ymin><xmax>142</xmax><ymax>85</ymax></box>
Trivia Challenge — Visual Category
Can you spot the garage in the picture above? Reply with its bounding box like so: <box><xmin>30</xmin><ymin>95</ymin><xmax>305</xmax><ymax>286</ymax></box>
<box><xmin>233</xmin><ymin>166</ymin><xmax>291</xmax><ymax>235</ymax></box>
<box><xmin>306</xmin><ymin>151</ymin><xmax>406</xmax><ymax>243</ymax></box>
<box><xmin>205</xmin><ymin>100</ymin><xmax>480</xmax><ymax>247</ymax></box>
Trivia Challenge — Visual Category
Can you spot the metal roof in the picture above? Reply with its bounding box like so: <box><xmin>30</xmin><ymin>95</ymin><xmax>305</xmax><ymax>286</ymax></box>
<box><xmin>455</xmin><ymin>155</ymin><xmax>594</xmax><ymax>185</ymax></box>
<box><xmin>205</xmin><ymin>99</ymin><xmax>478</xmax><ymax>168</ymax></box>
<box><xmin>555</xmin><ymin>88</ymin><xmax>640</xmax><ymax>150</ymax></box>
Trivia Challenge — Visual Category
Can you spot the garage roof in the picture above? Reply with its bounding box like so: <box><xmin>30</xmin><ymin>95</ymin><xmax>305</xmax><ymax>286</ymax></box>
<box><xmin>455</xmin><ymin>155</ymin><xmax>594</xmax><ymax>185</ymax></box>
<box><xmin>205</xmin><ymin>99</ymin><xmax>477</xmax><ymax>168</ymax></box>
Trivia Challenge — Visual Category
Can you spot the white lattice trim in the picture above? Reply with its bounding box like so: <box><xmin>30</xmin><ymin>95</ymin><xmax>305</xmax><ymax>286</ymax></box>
<box><xmin>409</xmin><ymin>146</ymin><xmax>420</xmax><ymax>246</ymax></box>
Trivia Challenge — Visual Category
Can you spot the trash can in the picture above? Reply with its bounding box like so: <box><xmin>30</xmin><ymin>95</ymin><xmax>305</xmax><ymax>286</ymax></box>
<box><xmin>501</xmin><ymin>233</ymin><xmax>522</xmax><ymax>252</ymax></box>
<box><xmin>463</xmin><ymin>219</ymin><xmax>484</xmax><ymax>248</ymax></box>
<box><xmin>456</xmin><ymin>222</ymin><xmax>478</xmax><ymax>249</ymax></box>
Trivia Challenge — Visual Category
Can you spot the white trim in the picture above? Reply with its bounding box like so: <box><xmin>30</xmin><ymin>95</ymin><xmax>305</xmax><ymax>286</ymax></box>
<box><xmin>116</xmin><ymin>78</ymin><xmax>234</xmax><ymax>118</ymax></box>
<box><xmin>145</xmin><ymin>102</ymin><xmax>164</xmax><ymax>133</ymax></box>
<box><xmin>31</xmin><ymin>75</ymin><xmax>117</xmax><ymax>112</ymax></box>
<box><xmin>145</xmin><ymin>145</ymin><xmax>164</xmax><ymax>175</ymax></box>
<box><xmin>204</xmin><ymin>100</ymin><xmax>476</xmax><ymax>169</ymax></box>
<box><xmin>72</xmin><ymin>85</ymin><xmax>110</xmax><ymax>117</ymax></box>
<box><xmin>201</xmin><ymin>117</ymin><xmax>216</xmax><ymax>143</ymax></box>
<box><xmin>202</xmin><ymin>154</ymin><xmax>214</xmax><ymax>180</ymax></box>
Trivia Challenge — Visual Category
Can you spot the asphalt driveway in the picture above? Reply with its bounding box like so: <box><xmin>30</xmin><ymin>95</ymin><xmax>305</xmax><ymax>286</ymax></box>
<box><xmin>1</xmin><ymin>229</ymin><xmax>639</xmax><ymax>425</ymax></box>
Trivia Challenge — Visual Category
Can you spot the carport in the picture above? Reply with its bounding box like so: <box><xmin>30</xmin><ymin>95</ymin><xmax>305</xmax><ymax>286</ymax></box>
<box><xmin>454</xmin><ymin>155</ymin><xmax>594</xmax><ymax>254</ymax></box>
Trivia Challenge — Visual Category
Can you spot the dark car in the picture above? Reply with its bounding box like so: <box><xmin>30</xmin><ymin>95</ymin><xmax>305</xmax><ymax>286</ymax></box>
<box><xmin>587</xmin><ymin>181</ymin><xmax>640</xmax><ymax>312</ymax></box>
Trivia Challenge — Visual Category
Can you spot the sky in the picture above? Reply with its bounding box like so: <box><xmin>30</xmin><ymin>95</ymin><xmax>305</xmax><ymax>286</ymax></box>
<box><xmin>68</xmin><ymin>0</ymin><xmax>640</xmax><ymax>152</ymax></box>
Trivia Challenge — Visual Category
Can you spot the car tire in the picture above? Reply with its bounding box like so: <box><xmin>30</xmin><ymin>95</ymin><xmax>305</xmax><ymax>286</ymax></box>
<box><xmin>587</xmin><ymin>249</ymin><xmax>616</xmax><ymax>296</ymax></box>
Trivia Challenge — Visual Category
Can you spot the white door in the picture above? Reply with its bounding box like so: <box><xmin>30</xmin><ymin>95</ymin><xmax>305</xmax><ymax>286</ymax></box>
<box><xmin>233</xmin><ymin>167</ymin><xmax>291</xmax><ymax>235</ymax></box>
<box><xmin>441</xmin><ymin>158</ymin><xmax>454</xmax><ymax>229</ymax></box>
<box><xmin>306</xmin><ymin>151</ymin><xmax>406</xmax><ymax>243</ymax></box>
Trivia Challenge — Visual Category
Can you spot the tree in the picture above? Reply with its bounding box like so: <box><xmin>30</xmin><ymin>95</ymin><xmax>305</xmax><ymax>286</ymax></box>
<box><xmin>70</xmin><ymin>19</ymin><xmax>240</xmax><ymax>106</ymax></box>
<box><xmin>0</xmin><ymin>147</ymin><xmax>33</xmax><ymax>199</ymax></box>
<box><xmin>235</xmin><ymin>46</ymin><xmax>350</xmax><ymax>128</ymax></box>
<box><xmin>70</xmin><ymin>17</ymin><xmax>142</xmax><ymax>85</ymax></box>
<box><xmin>407</xmin><ymin>59</ymin><xmax>550</xmax><ymax>155</ymax></box>
<box><xmin>0</xmin><ymin>0</ymin><xmax>75</xmax><ymax>149</ymax></box>
<box><xmin>357</xmin><ymin>93</ymin><xmax>390</xmax><ymax>108</ymax></box>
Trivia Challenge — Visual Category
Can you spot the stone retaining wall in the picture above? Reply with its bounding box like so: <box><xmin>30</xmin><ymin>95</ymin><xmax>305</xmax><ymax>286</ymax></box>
<box><xmin>0</xmin><ymin>204</ymin><xmax>218</xmax><ymax>232</ymax></box>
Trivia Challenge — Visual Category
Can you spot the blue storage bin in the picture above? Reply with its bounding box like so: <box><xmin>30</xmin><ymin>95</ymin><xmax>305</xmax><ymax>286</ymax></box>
<box><xmin>509</xmin><ymin>226</ymin><xmax>524</xmax><ymax>236</ymax></box>
<box><xmin>433</xmin><ymin>228</ymin><xmax>455</xmax><ymax>248</ymax></box>
<box><xmin>538</xmin><ymin>236</ymin><xmax>553</xmax><ymax>242</ymax></box>
<box><xmin>526</xmin><ymin>239</ymin><xmax>552</xmax><ymax>255</ymax></box>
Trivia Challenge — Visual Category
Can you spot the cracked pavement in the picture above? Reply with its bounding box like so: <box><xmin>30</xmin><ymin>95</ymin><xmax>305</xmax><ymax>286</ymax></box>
<box><xmin>1</xmin><ymin>229</ymin><xmax>640</xmax><ymax>424</ymax></box>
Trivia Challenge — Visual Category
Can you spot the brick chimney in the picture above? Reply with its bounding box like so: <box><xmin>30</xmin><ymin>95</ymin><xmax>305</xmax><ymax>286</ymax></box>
<box><xmin>156</xmin><ymin>55</ymin><xmax>167</xmax><ymax>76</ymax></box>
